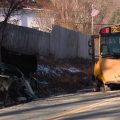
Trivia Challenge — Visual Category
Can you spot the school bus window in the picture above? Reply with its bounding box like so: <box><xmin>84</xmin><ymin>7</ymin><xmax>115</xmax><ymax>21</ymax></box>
<box><xmin>100</xmin><ymin>37</ymin><xmax>109</xmax><ymax>55</ymax></box>
<box><xmin>100</xmin><ymin>34</ymin><xmax>120</xmax><ymax>56</ymax></box>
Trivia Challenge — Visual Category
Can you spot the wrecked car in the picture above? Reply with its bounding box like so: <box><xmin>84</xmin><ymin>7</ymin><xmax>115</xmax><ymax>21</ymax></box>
<box><xmin>0</xmin><ymin>63</ymin><xmax>37</xmax><ymax>106</ymax></box>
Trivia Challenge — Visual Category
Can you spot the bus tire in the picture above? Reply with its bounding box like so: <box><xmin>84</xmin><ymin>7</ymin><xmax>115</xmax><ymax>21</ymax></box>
<box><xmin>100</xmin><ymin>84</ymin><xmax>111</xmax><ymax>92</ymax></box>
<box><xmin>93</xmin><ymin>78</ymin><xmax>104</xmax><ymax>92</ymax></box>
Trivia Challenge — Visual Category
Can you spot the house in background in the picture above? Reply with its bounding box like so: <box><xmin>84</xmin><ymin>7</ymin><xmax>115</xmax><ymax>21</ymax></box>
<box><xmin>0</xmin><ymin>0</ymin><xmax>57</xmax><ymax>32</ymax></box>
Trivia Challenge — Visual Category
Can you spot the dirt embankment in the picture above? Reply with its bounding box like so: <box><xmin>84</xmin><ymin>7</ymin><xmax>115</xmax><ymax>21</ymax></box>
<box><xmin>35</xmin><ymin>57</ymin><xmax>93</xmax><ymax>94</ymax></box>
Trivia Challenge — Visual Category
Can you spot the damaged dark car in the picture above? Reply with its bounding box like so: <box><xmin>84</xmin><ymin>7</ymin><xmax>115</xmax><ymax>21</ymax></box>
<box><xmin>0</xmin><ymin>63</ymin><xmax>37</xmax><ymax>107</ymax></box>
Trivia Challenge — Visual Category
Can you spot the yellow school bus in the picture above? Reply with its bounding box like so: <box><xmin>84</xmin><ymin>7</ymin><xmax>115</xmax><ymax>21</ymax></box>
<box><xmin>93</xmin><ymin>24</ymin><xmax>120</xmax><ymax>91</ymax></box>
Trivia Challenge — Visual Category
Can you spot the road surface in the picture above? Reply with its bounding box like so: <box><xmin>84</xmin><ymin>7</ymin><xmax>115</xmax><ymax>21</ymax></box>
<box><xmin>0</xmin><ymin>90</ymin><xmax>120</xmax><ymax>120</ymax></box>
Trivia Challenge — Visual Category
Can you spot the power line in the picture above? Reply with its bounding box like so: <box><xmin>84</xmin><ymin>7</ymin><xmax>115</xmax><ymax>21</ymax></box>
<box><xmin>75</xmin><ymin>23</ymin><xmax>116</xmax><ymax>25</ymax></box>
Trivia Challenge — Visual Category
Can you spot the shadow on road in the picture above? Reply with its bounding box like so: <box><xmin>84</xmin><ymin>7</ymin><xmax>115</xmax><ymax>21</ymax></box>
<box><xmin>64</xmin><ymin>105</ymin><xmax>120</xmax><ymax>120</ymax></box>
<box><xmin>0</xmin><ymin>92</ymin><xmax>120</xmax><ymax>118</ymax></box>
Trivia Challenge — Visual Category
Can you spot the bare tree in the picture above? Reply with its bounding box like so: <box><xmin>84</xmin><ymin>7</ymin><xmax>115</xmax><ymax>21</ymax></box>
<box><xmin>0</xmin><ymin>0</ymin><xmax>26</xmax><ymax>62</ymax></box>
<box><xmin>31</xmin><ymin>11</ymin><xmax>56</xmax><ymax>32</ymax></box>
<box><xmin>50</xmin><ymin>0</ymin><xmax>108</xmax><ymax>34</ymax></box>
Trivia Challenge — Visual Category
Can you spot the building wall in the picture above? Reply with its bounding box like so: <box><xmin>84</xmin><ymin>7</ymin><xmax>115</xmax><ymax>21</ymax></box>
<box><xmin>0</xmin><ymin>23</ymin><xmax>91</xmax><ymax>59</ymax></box>
<box><xmin>50</xmin><ymin>25</ymin><xmax>78</xmax><ymax>58</ymax></box>
<box><xmin>50</xmin><ymin>25</ymin><xmax>91</xmax><ymax>58</ymax></box>
<box><xmin>1</xmin><ymin>24</ymin><xmax>50</xmax><ymax>56</ymax></box>
<box><xmin>77</xmin><ymin>32</ymin><xmax>90</xmax><ymax>58</ymax></box>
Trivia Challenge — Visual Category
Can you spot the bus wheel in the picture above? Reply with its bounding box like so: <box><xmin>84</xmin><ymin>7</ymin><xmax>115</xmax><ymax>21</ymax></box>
<box><xmin>106</xmin><ymin>85</ymin><xmax>111</xmax><ymax>91</ymax></box>
<box><xmin>97</xmin><ymin>80</ymin><xmax>103</xmax><ymax>92</ymax></box>
<box><xmin>92</xmin><ymin>78</ymin><xmax>103</xmax><ymax>92</ymax></box>
<box><xmin>92</xmin><ymin>76</ymin><xmax>99</xmax><ymax>91</ymax></box>
<box><xmin>93</xmin><ymin>79</ymin><xmax>109</xmax><ymax>92</ymax></box>
<box><xmin>100</xmin><ymin>84</ymin><xmax>111</xmax><ymax>92</ymax></box>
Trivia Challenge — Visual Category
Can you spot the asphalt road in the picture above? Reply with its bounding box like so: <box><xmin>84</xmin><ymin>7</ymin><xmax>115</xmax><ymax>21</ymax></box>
<box><xmin>0</xmin><ymin>90</ymin><xmax>120</xmax><ymax>120</ymax></box>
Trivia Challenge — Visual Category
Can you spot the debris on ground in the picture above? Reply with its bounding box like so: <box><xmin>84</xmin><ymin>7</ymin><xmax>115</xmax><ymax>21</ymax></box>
<box><xmin>30</xmin><ymin>63</ymin><xmax>91</xmax><ymax>96</ymax></box>
<box><xmin>0</xmin><ymin>57</ymin><xmax>93</xmax><ymax>108</ymax></box>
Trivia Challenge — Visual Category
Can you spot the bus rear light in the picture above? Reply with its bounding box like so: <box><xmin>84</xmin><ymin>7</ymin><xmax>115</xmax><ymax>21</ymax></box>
<box><xmin>100</xmin><ymin>27</ymin><xmax>110</xmax><ymax>34</ymax></box>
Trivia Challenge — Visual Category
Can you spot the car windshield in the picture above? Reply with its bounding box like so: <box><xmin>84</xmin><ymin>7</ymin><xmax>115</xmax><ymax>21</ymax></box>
<box><xmin>100</xmin><ymin>34</ymin><xmax>120</xmax><ymax>57</ymax></box>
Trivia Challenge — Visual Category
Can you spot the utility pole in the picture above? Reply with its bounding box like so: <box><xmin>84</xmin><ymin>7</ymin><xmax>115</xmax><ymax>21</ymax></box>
<box><xmin>91</xmin><ymin>4</ymin><xmax>99</xmax><ymax>64</ymax></box>
<box><xmin>91</xmin><ymin>4</ymin><xmax>94</xmax><ymax>35</ymax></box>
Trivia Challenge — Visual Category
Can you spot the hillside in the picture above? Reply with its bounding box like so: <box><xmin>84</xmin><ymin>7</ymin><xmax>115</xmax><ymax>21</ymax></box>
<box><xmin>102</xmin><ymin>0</ymin><xmax>120</xmax><ymax>24</ymax></box>
<box><xmin>1</xmin><ymin>0</ymin><xmax>119</xmax><ymax>34</ymax></box>
<box><xmin>50</xmin><ymin>0</ymin><xmax>120</xmax><ymax>34</ymax></box>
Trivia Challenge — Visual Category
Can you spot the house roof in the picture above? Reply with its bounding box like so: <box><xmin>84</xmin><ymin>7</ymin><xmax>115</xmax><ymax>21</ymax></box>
<box><xmin>0</xmin><ymin>0</ymin><xmax>56</xmax><ymax>11</ymax></box>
